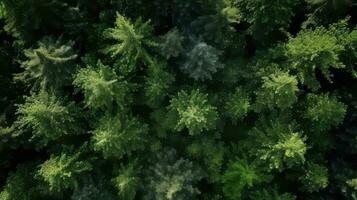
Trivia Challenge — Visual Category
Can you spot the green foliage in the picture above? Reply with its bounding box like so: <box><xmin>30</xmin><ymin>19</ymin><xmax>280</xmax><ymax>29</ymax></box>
<box><xmin>255</xmin><ymin>71</ymin><xmax>299</xmax><ymax>111</ymax></box>
<box><xmin>187</xmin><ymin>137</ymin><xmax>226</xmax><ymax>182</ymax></box>
<box><xmin>0</xmin><ymin>164</ymin><xmax>39</xmax><ymax>200</ymax></box>
<box><xmin>71</xmin><ymin>177</ymin><xmax>116</xmax><ymax>200</ymax></box>
<box><xmin>250</xmin><ymin>115</ymin><xmax>307</xmax><ymax>171</ymax></box>
<box><xmin>159</xmin><ymin>28</ymin><xmax>184</xmax><ymax>59</ymax></box>
<box><xmin>346</xmin><ymin>178</ymin><xmax>357</xmax><ymax>190</ymax></box>
<box><xmin>190</xmin><ymin>3</ymin><xmax>241</xmax><ymax>48</ymax></box>
<box><xmin>103</xmin><ymin>13</ymin><xmax>157</xmax><ymax>74</ymax></box>
<box><xmin>222</xmin><ymin>158</ymin><xmax>269</xmax><ymax>200</ymax></box>
<box><xmin>300</xmin><ymin>162</ymin><xmax>329</xmax><ymax>193</ymax></box>
<box><xmin>73</xmin><ymin>60</ymin><xmax>130</xmax><ymax>111</ymax></box>
<box><xmin>250</xmin><ymin>188</ymin><xmax>297</xmax><ymax>200</ymax></box>
<box><xmin>37</xmin><ymin>152</ymin><xmax>92</xmax><ymax>192</ymax></box>
<box><xmin>15</xmin><ymin>90</ymin><xmax>80</xmax><ymax>146</ymax></box>
<box><xmin>92</xmin><ymin>114</ymin><xmax>148</xmax><ymax>159</ymax></box>
<box><xmin>169</xmin><ymin>89</ymin><xmax>218</xmax><ymax>135</ymax></box>
<box><xmin>113</xmin><ymin>163</ymin><xmax>139</xmax><ymax>200</ymax></box>
<box><xmin>233</xmin><ymin>0</ymin><xmax>298</xmax><ymax>43</ymax></box>
<box><xmin>224</xmin><ymin>87</ymin><xmax>250</xmax><ymax>122</ymax></box>
<box><xmin>144</xmin><ymin>150</ymin><xmax>202</xmax><ymax>200</ymax></box>
<box><xmin>0</xmin><ymin>2</ymin><xmax>5</xmax><ymax>19</ymax></box>
<box><xmin>287</xmin><ymin>26</ymin><xmax>345</xmax><ymax>90</ymax></box>
<box><xmin>0</xmin><ymin>0</ymin><xmax>66</xmax><ymax>42</ymax></box>
<box><xmin>180</xmin><ymin>41</ymin><xmax>224</xmax><ymax>81</ymax></box>
<box><xmin>305</xmin><ymin>93</ymin><xmax>347</xmax><ymax>132</ymax></box>
<box><xmin>16</xmin><ymin>37</ymin><xmax>77</xmax><ymax>91</ymax></box>
<box><xmin>0</xmin><ymin>1</ymin><xmax>356</xmax><ymax>199</ymax></box>
<box><xmin>144</xmin><ymin>60</ymin><xmax>175</xmax><ymax>108</ymax></box>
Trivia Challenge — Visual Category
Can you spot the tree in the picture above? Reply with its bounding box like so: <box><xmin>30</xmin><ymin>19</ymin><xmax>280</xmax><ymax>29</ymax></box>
<box><xmin>143</xmin><ymin>150</ymin><xmax>202</xmax><ymax>200</ymax></box>
<box><xmin>254</xmin><ymin>71</ymin><xmax>299</xmax><ymax>111</ymax></box>
<box><xmin>113</xmin><ymin>162</ymin><xmax>140</xmax><ymax>200</ymax></box>
<box><xmin>168</xmin><ymin>89</ymin><xmax>218</xmax><ymax>135</ymax></box>
<box><xmin>224</xmin><ymin>87</ymin><xmax>251</xmax><ymax>122</ymax></box>
<box><xmin>16</xmin><ymin>36</ymin><xmax>77</xmax><ymax>91</ymax></box>
<box><xmin>91</xmin><ymin>114</ymin><xmax>148</xmax><ymax>159</ymax></box>
<box><xmin>180</xmin><ymin>41</ymin><xmax>224</xmax><ymax>81</ymax></box>
<box><xmin>103</xmin><ymin>13</ymin><xmax>157</xmax><ymax>74</ymax></box>
<box><xmin>299</xmin><ymin>162</ymin><xmax>329</xmax><ymax>193</ymax></box>
<box><xmin>73</xmin><ymin>60</ymin><xmax>130</xmax><ymax>111</ymax></box>
<box><xmin>159</xmin><ymin>28</ymin><xmax>184</xmax><ymax>59</ymax></box>
<box><xmin>15</xmin><ymin>90</ymin><xmax>81</xmax><ymax>146</ymax></box>
<box><xmin>305</xmin><ymin>93</ymin><xmax>347</xmax><ymax>132</ymax></box>
<box><xmin>249</xmin><ymin>114</ymin><xmax>307</xmax><ymax>171</ymax></box>
<box><xmin>143</xmin><ymin>60</ymin><xmax>175</xmax><ymax>108</ymax></box>
<box><xmin>286</xmin><ymin>26</ymin><xmax>345</xmax><ymax>90</ymax></box>
<box><xmin>222</xmin><ymin>158</ymin><xmax>270</xmax><ymax>199</ymax></box>
<box><xmin>37</xmin><ymin>152</ymin><xmax>92</xmax><ymax>192</ymax></box>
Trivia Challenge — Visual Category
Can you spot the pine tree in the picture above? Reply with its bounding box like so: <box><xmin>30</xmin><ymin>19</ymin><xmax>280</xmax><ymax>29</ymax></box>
<box><xmin>168</xmin><ymin>89</ymin><xmax>218</xmax><ymax>135</ymax></box>
<box><xmin>103</xmin><ymin>13</ymin><xmax>157</xmax><ymax>74</ymax></box>
<box><xmin>143</xmin><ymin>150</ymin><xmax>202</xmax><ymax>200</ymax></box>
<box><xmin>91</xmin><ymin>114</ymin><xmax>148</xmax><ymax>159</ymax></box>
<box><xmin>37</xmin><ymin>152</ymin><xmax>92</xmax><ymax>193</ymax></box>
<box><xmin>222</xmin><ymin>158</ymin><xmax>270</xmax><ymax>199</ymax></box>
<box><xmin>73</xmin><ymin>60</ymin><xmax>130</xmax><ymax>111</ymax></box>
<box><xmin>16</xmin><ymin>36</ymin><xmax>77</xmax><ymax>91</ymax></box>
<box><xmin>180</xmin><ymin>41</ymin><xmax>224</xmax><ymax>81</ymax></box>
<box><xmin>304</xmin><ymin>93</ymin><xmax>347</xmax><ymax>132</ymax></box>
<box><xmin>249</xmin><ymin>114</ymin><xmax>307</xmax><ymax>171</ymax></box>
<box><xmin>15</xmin><ymin>90</ymin><xmax>81</xmax><ymax>146</ymax></box>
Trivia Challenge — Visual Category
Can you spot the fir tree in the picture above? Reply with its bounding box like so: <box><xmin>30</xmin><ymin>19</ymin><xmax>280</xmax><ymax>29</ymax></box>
<box><xmin>16</xmin><ymin>37</ymin><xmax>77</xmax><ymax>91</ymax></box>
<box><xmin>168</xmin><ymin>89</ymin><xmax>218</xmax><ymax>135</ymax></box>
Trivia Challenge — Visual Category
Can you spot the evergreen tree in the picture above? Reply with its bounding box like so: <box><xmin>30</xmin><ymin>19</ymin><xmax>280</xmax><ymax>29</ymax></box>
<box><xmin>0</xmin><ymin>1</ymin><xmax>356</xmax><ymax>199</ymax></box>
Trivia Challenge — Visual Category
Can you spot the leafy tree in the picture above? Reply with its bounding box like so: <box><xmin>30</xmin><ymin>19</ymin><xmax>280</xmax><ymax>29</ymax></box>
<box><xmin>168</xmin><ymin>89</ymin><xmax>218</xmax><ymax>135</ymax></box>
<box><xmin>16</xmin><ymin>37</ymin><xmax>77</xmax><ymax>91</ymax></box>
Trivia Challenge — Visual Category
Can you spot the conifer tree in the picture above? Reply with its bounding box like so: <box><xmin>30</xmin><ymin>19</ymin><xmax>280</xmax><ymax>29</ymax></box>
<box><xmin>16</xmin><ymin>36</ymin><xmax>77</xmax><ymax>91</ymax></box>
<box><xmin>168</xmin><ymin>89</ymin><xmax>218</xmax><ymax>135</ymax></box>
<box><xmin>0</xmin><ymin>1</ymin><xmax>356</xmax><ymax>199</ymax></box>
<box><xmin>15</xmin><ymin>90</ymin><xmax>81</xmax><ymax>146</ymax></box>
<box><xmin>103</xmin><ymin>13</ymin><xmax>157</xmax><ymax>74</ymax></box>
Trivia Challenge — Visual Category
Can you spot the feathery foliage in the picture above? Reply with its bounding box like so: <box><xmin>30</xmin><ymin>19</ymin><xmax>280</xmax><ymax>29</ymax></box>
<box><xmin>0</xmin><ymin>1</ymin><xmax>356</xmax><ymax>199</ymax></box>
<box><xmin>16</xmin><ymin>37</ymin><xmax>77</xmax><ymax>90</ymax></box>
<box><xmin>169</xmin><ymin>89</ymin><xmax>218</xmax><ymax>135</ymax></box>
<box><xmin>103</xmin><ymin>13</ymin><xmax>157</xmax><ymax>74</ymax></box>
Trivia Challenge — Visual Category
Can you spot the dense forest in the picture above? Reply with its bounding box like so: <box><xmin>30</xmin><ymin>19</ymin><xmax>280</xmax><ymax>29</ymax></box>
<box><xmin>0</xmin><ymin>0</ymin><xmax>357</xmax><ymax>199</ymax></box>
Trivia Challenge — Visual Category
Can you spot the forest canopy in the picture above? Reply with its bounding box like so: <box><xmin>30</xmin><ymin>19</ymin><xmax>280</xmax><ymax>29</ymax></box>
<box><xmin>0</xmin><ymin>0</ymin><xmax>356</xmax><ymax>199</ymax></box>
